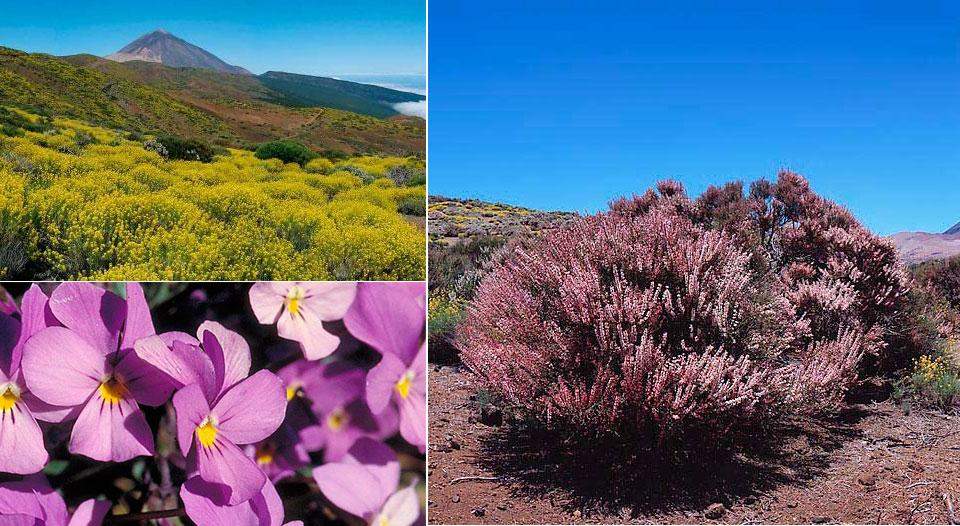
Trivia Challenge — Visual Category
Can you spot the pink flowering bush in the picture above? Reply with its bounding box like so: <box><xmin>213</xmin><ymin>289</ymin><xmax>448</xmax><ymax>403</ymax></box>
<box><xmin>0</xmin><ymin>281</ymin><xmax>425</xmax><ymax>526</ymax></box>
<box><xmin>458</xmin><ymin>172</ymin><xmax>910</xmax><ymax>441</ymax></box>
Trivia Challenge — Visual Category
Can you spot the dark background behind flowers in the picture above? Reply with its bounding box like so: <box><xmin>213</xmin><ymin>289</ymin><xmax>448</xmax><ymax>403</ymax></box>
<box><xmin>0</xmin><ymin>282</ymin><xmax>425</xmax><ymax>525</ymax></box>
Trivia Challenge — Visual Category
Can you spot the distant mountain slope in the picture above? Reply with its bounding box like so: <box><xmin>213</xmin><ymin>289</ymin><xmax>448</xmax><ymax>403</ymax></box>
<box><xmin>1</xmin><ymin>46</ymin><xmax>424</xmax><ymax>155</ymax></box>
<box><xmin>890</xmin><ymin>223</ymin><xmax>960</xmax><ymax>265</ymax></box>
<box><xmin>68</xmin><ymin>54</ymin><xmax>283</xmax><ymax>106</ymax></box>
<box><xmin>100</xmin><ymin>30</ymin><xmax>424</xmax><ymax>119</ymax></box>
<box><xmin>0</xmin><ymin>46</ymin><xmax>231</xmax><ymax>138</ymax></box>
<box><xmin>259</xmin><ymin>71</ymin><xmax>423</xmax><ymax>118</ymax></box>
<box><xmin>106</xmin><ymin>29</ymin><xmax>250</xmax><ymax>75</ymax></box>
<box><xmin>429</xmin><ymin>196</ymin><xmax>578</xmax><ymax>246</ymax></box>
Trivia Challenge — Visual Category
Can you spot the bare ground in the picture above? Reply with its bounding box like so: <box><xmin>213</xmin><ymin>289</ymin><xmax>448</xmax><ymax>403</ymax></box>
<box><xmin>428</xmin><ymin>364</ymin><xmax>960</xmax><ymax>525</ymax></box>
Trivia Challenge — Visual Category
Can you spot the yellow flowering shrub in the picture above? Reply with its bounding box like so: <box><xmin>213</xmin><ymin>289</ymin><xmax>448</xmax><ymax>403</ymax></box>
<box><xmin>899</xmin><ymin>349</ymin><xmax>960</xmax><ymax>407</ymax></box>
<box><xmin>304</xmin><ymin>157</ymin><xmax>334</xmax><ymax>174</ymax></box>
<box><xmin>0</xmin><ymin>168</ymin><xmax>35</xmax><ymax>277</ymax></box>
<box><xmin>336</xmin><ymin>155</ymin><xmax>423</xmax><ymax>177</ymax></box>
<box><xmin>0</xmin><ymin>108</ymin><xmax>425</xmax><ymax>280</ymax></box>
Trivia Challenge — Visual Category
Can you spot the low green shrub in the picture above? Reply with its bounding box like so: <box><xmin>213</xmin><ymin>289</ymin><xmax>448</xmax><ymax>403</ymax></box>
<box><xmin>254</xmin><ymin>140</ymin><xmax>316</xmax><ymax>166</ymax></box>
<box><xmin>156</xmin><ymin>135</ymin><xmax>215</xmax><ymax>163</ymax></box>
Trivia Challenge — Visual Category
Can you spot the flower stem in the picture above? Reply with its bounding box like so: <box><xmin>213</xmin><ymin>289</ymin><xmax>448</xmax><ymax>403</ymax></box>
<box><xmin>104</xmin><ymin>508</ymin><xmax>186</xmax><ymax>523</ymax></box>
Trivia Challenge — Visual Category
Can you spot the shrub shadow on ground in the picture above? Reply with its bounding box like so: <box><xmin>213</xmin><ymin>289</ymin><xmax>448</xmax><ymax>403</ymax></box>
<box><xmin>473</xmin><ymin>407</ymin><xmax>870</xmax><ymax>519</ymax></box>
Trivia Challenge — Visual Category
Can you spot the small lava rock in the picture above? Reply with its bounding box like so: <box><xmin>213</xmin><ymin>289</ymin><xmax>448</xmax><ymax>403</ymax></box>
<box><xmin>704</xmin><ymin>503</ymin><xmax>726</xmax><ymax>519</ymax></box>
<box><xmin>452</xmin><ymin>495</ymin><xmax>460</xmax><ymax>503</ymax></box>
<box><xmin>472</xmin><ymin>507</ymin><xmax>485</xmax><ymax>517</ymax></box>
<box><xmin>479</xmin><ymin>406</ymin><xmax>503</xmax><ymax>426</ymax></box>
<box><xmin>857</xmin><ymin>473</ymin><xmax>877</xmax><ymax>486</ymax></box>
<box><xmin>811</xmin><ymin>516</ymin><xmax>831</xmax><ymax>524</ymax></box>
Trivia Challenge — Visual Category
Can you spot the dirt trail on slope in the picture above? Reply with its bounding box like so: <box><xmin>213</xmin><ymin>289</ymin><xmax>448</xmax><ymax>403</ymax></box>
<box><xmin>428</xmin><ymin>364</ymin><xmax>960</xmax><ymax>525</ymax></box>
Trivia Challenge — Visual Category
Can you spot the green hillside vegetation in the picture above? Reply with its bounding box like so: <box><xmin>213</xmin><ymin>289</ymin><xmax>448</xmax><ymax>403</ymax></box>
<box><xmin>64</xmin><ymin>54</ymin><xmax>280</xmax><ymax>106</ymax></box>
<box><xmin>0</xmin><ymin>46</ymin><xmax>424</xmax><ymax>156</ymax></box>
<box><xmin>0</xmin><ymin>47</ymin><xmax>231</xmax><ymax>139</ymax></box>
<box><xmin>0</xmin><ymin>107</ymin><xmax>425</xmax><ymax>280</ymax></box>
<box><xmin>259</xmin><ymin>71</ymin><xmax>423</xmax><ymax>118</ymax></box>
<box><xmin>68</xmin><ymin>54</ymin><xmax>425</xmax><ymax>119</ymax></box>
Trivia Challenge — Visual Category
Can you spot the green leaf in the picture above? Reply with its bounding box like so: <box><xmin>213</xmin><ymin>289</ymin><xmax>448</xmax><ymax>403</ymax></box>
<box><xmin>43</xmin><ymin>460</ymin><xmax>69</xmax><ymax>476</ymax></box>
<box><xmin>131</xmin><ymin>459</ymin><xmax>146</xmax><ymax>481</ymax></box>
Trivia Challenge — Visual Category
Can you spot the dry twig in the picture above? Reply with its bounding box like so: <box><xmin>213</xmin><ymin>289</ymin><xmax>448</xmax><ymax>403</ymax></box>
<box><xmin>450</xmin><ymin>475</ymin><xmax>501</xmax><ymax>484</ymax></box>
<box><xmin>944</xmin><ymin>493</ymin><xmax>958</xmax><ymax>525</ymax></box>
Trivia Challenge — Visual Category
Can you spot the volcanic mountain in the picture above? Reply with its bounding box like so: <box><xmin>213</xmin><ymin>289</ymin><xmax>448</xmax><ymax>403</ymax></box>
<box><xmin>890</xmin><ymin>221</ymin><xmax>960</xmax><ymax>265</ymax></box>
<box><xmin>96</xmin><ymin>30</ymin><xmax>425</xmax><ymax>118</ymax></box>
<box><xmin>106</xmin><ymin>29</ymin><xmax>251</xmax><ymax>75</ymax></box>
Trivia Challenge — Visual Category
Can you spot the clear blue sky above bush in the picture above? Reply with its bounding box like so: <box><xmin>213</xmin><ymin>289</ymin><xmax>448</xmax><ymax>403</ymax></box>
<box><xmin>0</xmin><ymin>0</ymin><xmax>425</xmax><ymax>75</ymax></box>
<box><xmin>429</xmin><ymin>0</ymin><xmax>959</xmax><ymax>234</ymax></box>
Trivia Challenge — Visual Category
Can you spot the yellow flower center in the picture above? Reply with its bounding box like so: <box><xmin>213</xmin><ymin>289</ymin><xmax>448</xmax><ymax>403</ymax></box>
<box><xmin>395</xmin><ymin>371</ymin><xmax>415</xmax><ymax>399</ymax></box>
<box><xmin>378</xmin><ymin>515</ymin><xmax>390</xmax><ymax>526</ymax></box>
<box><xmin>255</xmin><ymin>444</ymin><xmax>276</xmax><ymax>466</ymax></box>
<box><xmin>0</xmin><ymin>383</ymin><xmax>20</xmax><ymax>412</ymax></box>
<box><xmin>326</xmin><ymin>407</ymin><xmax>348</xmax><ymax>431</ymax></box>
<box><xmin>196</xmin><ymin>417</ymin><xmax>219</xmax><ymax>448</ymax></box>
<box><xmin>98</xmin><ymin>376</ymin><xmax>128</xmax><ymax>405</ymax></box>
<box><xmin>286</xmin><ymin>286</ymin><xmax>305</xmax><ymax>318</ymax></box>
<box><xmin>285</xmin><ymin>382</ymin><xmax>302</xmax><ymax>402</ymax></box>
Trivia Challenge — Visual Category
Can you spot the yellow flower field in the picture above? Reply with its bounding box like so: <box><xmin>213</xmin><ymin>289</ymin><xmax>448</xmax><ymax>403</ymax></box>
<box><xmin>0</xmin><ymin>108</ymin><xmax>425</xmax><ymax>280</ymax></box>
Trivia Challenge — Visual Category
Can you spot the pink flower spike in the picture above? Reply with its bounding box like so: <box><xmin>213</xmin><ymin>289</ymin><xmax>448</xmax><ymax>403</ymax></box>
<box><xmin>249</xmin><ymin>282</ymin><xmax>357</xmax><ymax>360</ymax></box>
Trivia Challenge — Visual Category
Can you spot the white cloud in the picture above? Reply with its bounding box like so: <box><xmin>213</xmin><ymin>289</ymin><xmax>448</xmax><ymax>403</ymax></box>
<box><xmin>393</xmin><ymin>100</ymin><xmax>427</xmax><ymax>119</ymax></box>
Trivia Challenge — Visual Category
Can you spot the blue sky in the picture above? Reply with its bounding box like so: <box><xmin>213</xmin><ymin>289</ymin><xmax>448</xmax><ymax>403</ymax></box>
<box><xmin>429</xmin><ymin>0</ymin><xmax>960</xmax><ymax>235</ymax></box>
<box><xmin>0</xmin><ymin>0</ymin><xmax>424</xmax><ymax>75</ymax></box>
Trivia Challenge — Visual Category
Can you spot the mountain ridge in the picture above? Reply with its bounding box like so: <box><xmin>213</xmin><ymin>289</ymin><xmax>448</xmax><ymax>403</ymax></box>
<box><xmin>889</xmin><ymin>221</ymin><xmax>960</xmax><ymax>265</ymax></box>
<box><xmin>97</xmin><ymin>31</ymin><xmax>424</xmax><ymax>119</ymax></box>
<box><xmin>106</xmin><ymin>29</ymin><xmax>251</xmax><ymax>75</ymax></box>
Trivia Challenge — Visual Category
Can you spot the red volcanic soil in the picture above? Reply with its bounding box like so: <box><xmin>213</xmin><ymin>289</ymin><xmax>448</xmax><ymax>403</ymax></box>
<box><xmin>428</xmin><ymin>364</ymin><xmax>960</xmax><ymax>525</ymax></box>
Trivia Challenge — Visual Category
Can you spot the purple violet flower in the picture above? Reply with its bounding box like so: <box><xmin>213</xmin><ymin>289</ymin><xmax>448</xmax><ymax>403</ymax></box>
<box><xmin>0</xmin><ymin>285</ymin><xmax>77</xmax><ymax>474</ymax></box>
<box><xmin>313</xmin><ymin>437</ymin><xmax>420</xmax><ymax>526</ymax></box>
<box><xmin>344</xmin><ymin>283</ymin><xmax>426</xmax><ymax>451</ymax></box>
<box><xmin>180</xmin><ymin>475</ymin><xmax>287</xmax><ymax>526</ymax></box>
<box><xmin>135</xmin><ymin>321</ymin><xmax>286</xmax><ymax>505</ymax></box>
<box><xmin>0</xmin><ymin>473</ymin><xmax>110</xmax><ymax>525</ymax></box>
<box><xmin>280</xmin><ymin>359</ymin><xmax>398</xmax><ymax>461</ymax></box>
<box><xmin>249</xmin><ymin>282</ymin><xmax>357</xmax><ymax>360</ymax></box>
<box><xmin>20</xmin><ymin>283</ymin><xmax>175</xmax><ymax>462</ymax></box>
